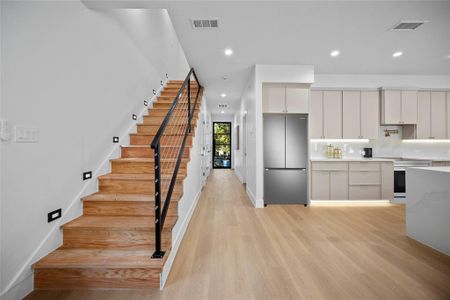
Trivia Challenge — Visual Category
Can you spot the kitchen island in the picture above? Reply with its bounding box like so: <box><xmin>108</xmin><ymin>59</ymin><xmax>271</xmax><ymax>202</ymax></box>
<box><xmin>407</xmin><ymin>167</ymin><xmax>450</xmax><ymax>255</ymax></box>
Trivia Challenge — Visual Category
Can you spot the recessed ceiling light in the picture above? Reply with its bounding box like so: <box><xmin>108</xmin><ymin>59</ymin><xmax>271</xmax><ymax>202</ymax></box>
<box><xmin>224</xmin><ymin>48</ymin><xmax>233</xmax><ymax>56</ymax></box>
<box><xmin>330</xmin><ymin>50</ymin><xmax>340</xmax><ymax>57</ymax></box>
<box><xmin>221</xmin><ymin>110</ymin><xmax>225</xmax><ymax>114</ymax></box>
<box><xmin>393</xmin><ymin>51</ymin><xmax>403</xmax><ymax>58</ymax></box>
<box><xmin>221</xmin><ymin>93</ymin><xmax>226</xmax><ymax>98</ymax></box>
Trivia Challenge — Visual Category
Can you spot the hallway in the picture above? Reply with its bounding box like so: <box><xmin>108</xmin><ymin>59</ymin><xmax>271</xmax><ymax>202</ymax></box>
<box><xmin>27</xmin><ymin>170</ymin><xmax>450</xmax><ymax>300</ymax></box>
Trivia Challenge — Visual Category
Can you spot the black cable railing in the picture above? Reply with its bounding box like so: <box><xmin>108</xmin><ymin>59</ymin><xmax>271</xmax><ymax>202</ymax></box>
<box><xmin>150</xmin><ymin>68</ymin><xmax>201</xmax><ymax>259</ymax></box>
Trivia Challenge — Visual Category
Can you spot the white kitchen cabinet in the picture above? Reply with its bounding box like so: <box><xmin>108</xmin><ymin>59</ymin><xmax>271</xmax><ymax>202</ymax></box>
<box><xmin>401</xmin><ymin>91</ymin><xmax>418</xmax><ymax>124</ymax></box>
<box><xmin>286</xmin><ymin>86</ymin><xmax>309</xmax><ymax>113</ymax></box>
<box><xmin>263</xmin><ymin>84</ymin><xmax>285</xmax><ymax>113</ymax></box>
<box><xmin>360</xmin><ymin>91</ymin><xmax>380</xmax><ymax>139</ymax></box>
<box><xmin>343</xmin><ymin>91</ymin><xmax>361</xmax><ymax>139</ymax></box>
<box><xmin>447</xmin><ymin>92</ymin><xmax>450</xmax><ymax>139</ymax></box>
<box><xmin>343</xmin><ymin>91</ymin><xmax>379</xmax><ymax>139</ymax></box>
<box><xmin>381</xmin><ymin>90</ymin><xmax>418</xmax><ymax>125</ymax></box>
<box><xmin>263</xmin><ymin>83</ymin><xmax>309</xmax><ymax>114</ymax></box>
<box><xmin>417</xmin><ymin>91</ymin><xmax>431</xmax><ymax>139</ymax></box>
<box><xmin>381</xmin><ymin>162</ymin><xmax>394</xmax><ymax>200</ymax></box>
<box><xmin>310</xmin><ymin>90</ymin><xmax>323</xmax><ymax>139</ymax></box>
<box><xmin>431</xmin><ymin>91</ymin><xmax>446</xmax><ymax>139</ymax></box>
<box><xmin>311</xmin><ymin>161</ymin><xmax>393</xmax><ymax>201</ymax></box>
<box><xmin>323</xmin><ymin>91</ymin><xmax>342</xmax><ymax>139</ymax></box>
<box><xmin>311</xmin><ymin>171</ymin><xmax>330</xmax><ymax>200</ymax></box>
<box><xmin>330</xmin><ymin>171</ymin><xmax>348</xmax><ymax>200</ymax></box>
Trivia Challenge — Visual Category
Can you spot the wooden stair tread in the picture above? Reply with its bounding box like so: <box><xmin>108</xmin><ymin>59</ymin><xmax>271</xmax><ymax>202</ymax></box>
<box><xmin>111</xmin><ymin>158</ymin><xmax>188</xmax><ymax>163</ymax></box>
<box><xmin>63</xmin><ymin>215</ymin><xmax>177</xmax><ymax>230</ymax></box>
<box><xmin>33</xmin><ymin>249</ymin><xmax>165</xmax><ymax>269</ymax></box>
<box><xmin>81</xmin><ymin>192</ymin><xmax>182</xmax><ymax>203</ymax></box>
<box><xmin>99</xmin><ymin>173</ymin><xmax>183</xmax><ymax>181</ymax></box>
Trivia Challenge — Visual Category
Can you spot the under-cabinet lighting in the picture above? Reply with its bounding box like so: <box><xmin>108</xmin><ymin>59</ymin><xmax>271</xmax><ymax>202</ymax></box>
<box><xmin>311</xmin><ymin>200</ymin><xmax>392</xmax><ymax>207</ymax></box>
<box><xmin>310</xmin><ymin>139</ymin><xmax>370</xmax><ymax>143</ymax></box>
<box><xmin>402</xmin><ymin>139</ymin><xmax>450</xmax><ymax>143</ymax></box>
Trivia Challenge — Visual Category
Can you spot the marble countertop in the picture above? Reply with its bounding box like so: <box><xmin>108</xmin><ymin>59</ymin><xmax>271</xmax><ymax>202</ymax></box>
<box><xmin>376</xmin><ymin>156</ymin><xmax>450</xmax><ymax>162</ymax></box>
<box><xmin>410</xmin><ymin>167</ymin><xmax>450</xmax><ymax>173</ymax></box>
<box><xmin>310</xmin><ymin>157</ymin><xmax>395</xmax><ymax>162</ymax></box>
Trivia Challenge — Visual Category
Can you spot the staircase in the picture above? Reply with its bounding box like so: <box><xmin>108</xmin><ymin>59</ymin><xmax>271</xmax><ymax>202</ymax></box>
<box><xmin>32</xmin><ymin>74</ymin><xmax>203</xmax><ymax>289</ymax></box>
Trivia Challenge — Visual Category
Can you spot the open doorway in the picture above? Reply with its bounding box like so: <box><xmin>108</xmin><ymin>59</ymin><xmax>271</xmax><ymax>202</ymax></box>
<box><xmin>213</xmin><ymin>122</ymin><xmax>232</xmax><ymax>169</ymax></box>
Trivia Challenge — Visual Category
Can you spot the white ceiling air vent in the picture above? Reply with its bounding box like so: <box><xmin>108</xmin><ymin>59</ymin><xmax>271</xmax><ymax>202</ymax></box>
<box><xmin>390</xmin><ymin>21</ymin><xmax>428</xmax><ymax>31</ymax></box>
<box><xmin>192</xmin><ymin>19</ymin><xmax>219</xmax><ymax>29</ymax></box>
<box><xmin>218</xmin><ymin>104</ymin><xmax>228</xmax><ymax>108</ymax></box>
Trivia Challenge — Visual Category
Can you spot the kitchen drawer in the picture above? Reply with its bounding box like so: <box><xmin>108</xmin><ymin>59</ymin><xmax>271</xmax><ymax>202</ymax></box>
<box><xmin>311</xmin><ymin>162</ymin><xmax>348</xmax><ymax>171</ymax></box>
<box><xmin>349</xmin><ymin>162</ymin><xmax>380</xmax><ymax>171</ymax></box>
<box><xmin>349</xmin><ymin>185</ymin><xmax>381</xmax><ymax>200</ymax></box>
<box><xmin>349</xmin><ymin>171</ymin><xmax>380</xmax><ymax>185</ymax></box>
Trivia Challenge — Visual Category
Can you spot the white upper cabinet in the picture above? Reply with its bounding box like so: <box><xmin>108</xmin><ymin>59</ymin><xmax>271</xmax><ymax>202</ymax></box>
<box><xmin>381</xmin><ymin>90</ymin><xmax>418</xmax><ymax>125</ymax></box>
<box><xmin>343</xmin><ymin>90</ymin><xmax>379</xmax><ymax>139</ymax></box>
<box><xmin>401</xmin><ymin>91</ymin><xmax>418</xmax><ymax>124</ymax></box>
<box><xmin>448</xmin><ymin>92</ymin><xmax>450</xmax><ymax>139</ymax></box>
<box><xmin>310</xmin><ymin>90</ymin><xmax>324</xmax><ymax>139</ymax></box>
<box><xmin>286</xmin><ymin>86</ymin><xmax>309</xmax><ymax>113</ymax></box>
<box><xmin>431</xmin><ymin>91</ymin><xmax>446</xmax><ymax>139</ymax></box>
<box><xmin>323</xmin><ymin>91</ymin><xmax>343</xmax><ymax>139</ymax></box>
<box><xmin>416</xmin><ymin>91</ymin><xmax>447</xmax><ymax>139</ymax></box>
<box><xmin>360</xmin><ymin>91</ymin><xmax>380</xmax><ymax>139</ymax></box>
<box><xmin>262</xmin><ymin>83</ymin><xmax>309</xmax><ymax>114</ymax></box>
<box><xmin>417</xmin><ymin>91</ymin><xmax>431</xmax><ymax>139</ymax></box>
<box><xmin>343</xmin><ymin>91</ymin><xmax>361</xmax><ymax>139</ymax></box>
<box><xmin>263</xmin><ymin>84</ymin><xmax>285</xmax><ymax>113</ymax></box>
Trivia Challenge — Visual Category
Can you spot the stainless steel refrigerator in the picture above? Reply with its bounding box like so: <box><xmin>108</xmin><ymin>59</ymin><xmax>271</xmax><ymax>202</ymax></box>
<box><xmin>264</xmin><ymin>114</ymin><xmax>308</xmax><ymax>205</ymax></box>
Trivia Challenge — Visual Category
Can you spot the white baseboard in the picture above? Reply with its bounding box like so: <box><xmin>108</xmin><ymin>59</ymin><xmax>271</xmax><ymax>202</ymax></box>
<box><xmin>245</xmin><ymin>186</ymin><xmax>264</xmax><ymax>208</ymax></box>
<box><xmin>0</xmin><ymin>273</ymin><xmax>32</xmax><ymax>300</ymax></box>
<box><xmin>234</xmin><ymin>169</ymin><xmax>244</xmax><ymax>184</ymax></box>
<box><xmin>159</xmin><ymin>187</ymin><xmax>202</xmax><ymax>289</ymax></box>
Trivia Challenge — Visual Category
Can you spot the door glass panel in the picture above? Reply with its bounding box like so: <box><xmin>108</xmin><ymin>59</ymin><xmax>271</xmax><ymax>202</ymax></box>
<box><xmin>213</xmin><ymin>122</ymin><xmax>232</xmax><ymax>168</ymax></box>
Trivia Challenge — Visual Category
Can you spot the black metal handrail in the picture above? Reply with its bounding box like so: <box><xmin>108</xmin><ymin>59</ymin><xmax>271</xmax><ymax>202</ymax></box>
<box><xmin>150</xmin><ymin>68</ymin><xmax>201</xmax><ymax>259</ymax></box>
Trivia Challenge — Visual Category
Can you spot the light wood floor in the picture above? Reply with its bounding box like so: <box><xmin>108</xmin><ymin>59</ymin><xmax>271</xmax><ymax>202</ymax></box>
<box><xmin>26</xmin><ymin>169</ymin><xmax>450</xmax><ymax>300</ymax></box>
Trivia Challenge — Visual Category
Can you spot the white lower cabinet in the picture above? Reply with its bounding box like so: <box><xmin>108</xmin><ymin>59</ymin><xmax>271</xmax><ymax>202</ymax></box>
<box><xmin>349</xmin><ymin>186</ymin><xmax>381</xmax><ymax>200</ymax></box>
<box><xmin>330</xmin><ymin>171</ymin><xmax>348</xmax><ymax>200</ymax></box>
<box><xmin>311</xmin><ymin>161</ymin><xmax>393</xmax><ymax>201</ymax></box>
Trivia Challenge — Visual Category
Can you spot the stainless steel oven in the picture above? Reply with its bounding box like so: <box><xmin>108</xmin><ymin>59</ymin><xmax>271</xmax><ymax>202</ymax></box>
<box><xmin>393</xmin><ymin>160</ymin><xmax>432</xmax><ymax>202</ymax></box>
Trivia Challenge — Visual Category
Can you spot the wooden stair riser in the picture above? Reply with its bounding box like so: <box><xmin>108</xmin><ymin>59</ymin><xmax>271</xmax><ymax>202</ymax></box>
<box><xmin>142</xmin><ymin>117</ymin><xmax>197</xmax><ymax>127</ymax></box>
<box><xmin>137</xmin><ymin>124</ymin><xmax>196</xmax><ymax>135</ymax></box>
<box><xmin>62</xmin><ymin>228</ymin><xmax>171</xmax><ymax>250</ymax></box>
<box><xmin>121</xmin><ymin>146</ymin><xmax>190</xmax><ymax>159</ymax></box>
<box><xmin>83</xmin><ymin>200</ymin><xmax>178</xmax><ymax>217</ymax></box>
<box><xmin>111</xmin><ymin>160</ymin><xmax>188</xmax><ymax>174</ymax></box>
<box><xmin>152</xmin><ymin>101</ymin><xmax>200</xmax><ymax>110</ymax></box>
<box><xmin>130</xmin><ymin>134</ymin><xmax>193</xmax><ymax>146</ymax></box>
<box><xmin>99</xmin><ymin>178</ymin><xmax>183</xmax><ymax>194</ymax></box>
<box><xmin>34</xmin><ymin>268</ymin><xmax>160</xmax><ymax>289</ymax></box>
<box><xmin>147</xmin><ymin>108</ymin><xmax>199</xmax><ymax>117</ymax></box>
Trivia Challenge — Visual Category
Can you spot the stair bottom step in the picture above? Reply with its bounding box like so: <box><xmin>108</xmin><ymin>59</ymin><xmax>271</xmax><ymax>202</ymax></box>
<box><xmin>34</xmin><ymin>267</ymin><xmax>160</xmax><ymax>289</ymax></box>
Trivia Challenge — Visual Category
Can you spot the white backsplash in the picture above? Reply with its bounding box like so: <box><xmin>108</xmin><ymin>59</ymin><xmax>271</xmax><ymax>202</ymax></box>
<box><xmin>310</xmin><ymin>126</ymin><xmax>450</xmax><ymax>159</ymax></box>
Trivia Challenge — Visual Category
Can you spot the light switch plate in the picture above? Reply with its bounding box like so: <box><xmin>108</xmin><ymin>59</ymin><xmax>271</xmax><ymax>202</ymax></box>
<box><xmin>15</xmin><ymin>126</ymin><xmax>39</xmax><ymax>143</ymax></box>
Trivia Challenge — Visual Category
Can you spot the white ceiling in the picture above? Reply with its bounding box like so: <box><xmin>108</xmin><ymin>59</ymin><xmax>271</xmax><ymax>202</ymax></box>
<box><xmin>84</xmin><ymin>1</ymin><xmax>450</xmax><ymax>115</ymax></box>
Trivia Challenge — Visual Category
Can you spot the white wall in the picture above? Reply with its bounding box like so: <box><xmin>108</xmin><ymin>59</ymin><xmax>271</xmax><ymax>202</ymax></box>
<box><xmin>0</xmin><ymin>2</ymin><xmax>190</xmax><ymax>299</ymax></box>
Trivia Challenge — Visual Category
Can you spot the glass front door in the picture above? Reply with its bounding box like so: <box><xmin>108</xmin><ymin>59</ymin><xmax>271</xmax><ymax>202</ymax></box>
<box><xmin>213</xmin><ymin>122</ymin><xmax>232</xmax><ymax>169</ymax></box>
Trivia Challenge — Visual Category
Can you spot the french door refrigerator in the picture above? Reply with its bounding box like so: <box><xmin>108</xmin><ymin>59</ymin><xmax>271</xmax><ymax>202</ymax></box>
<box><xmin>263</xmin><ymin>114</ymin><xmax>308</xmax><ymax>205</ymax></box>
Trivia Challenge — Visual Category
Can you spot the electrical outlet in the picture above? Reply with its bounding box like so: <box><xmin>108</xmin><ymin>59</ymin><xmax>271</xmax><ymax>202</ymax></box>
<box><xmin>48</xmin><ymin>208</ymin><xmax>62</xmax><ymax>223</ymax></box>
<box><xmin>83</xmin><ymin>171</ymin><xmax>92</xmax><ymax>180</ymax></box>
<box><xmin>113</xmin><ymin>137</ymin><xmax>119</xmax><ymax>143</ymax></box>
<box><xmin>15</xmin><ymin>126</ymin><xmax>38</xmax><ymax>143</ymax></box>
